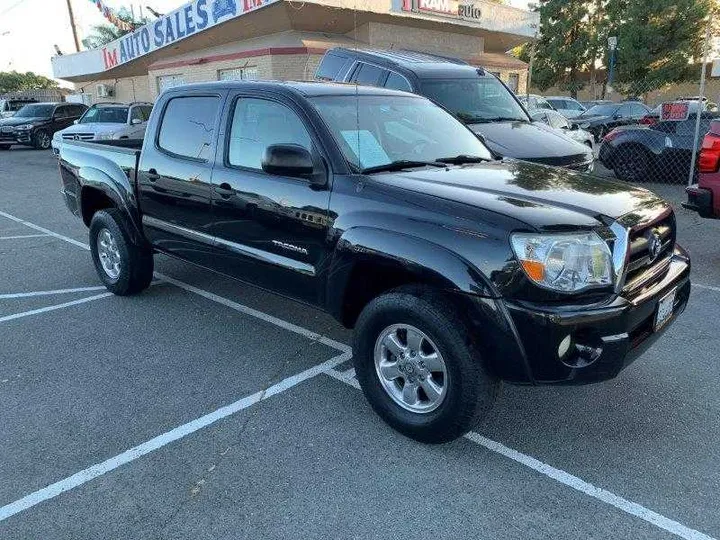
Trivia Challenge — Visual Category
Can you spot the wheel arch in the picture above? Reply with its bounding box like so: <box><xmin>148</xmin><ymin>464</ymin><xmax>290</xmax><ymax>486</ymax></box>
<box><xmin>326</xmin><ymin>227</ymin><xmax>496</xmax><ymax>328</ymax></box>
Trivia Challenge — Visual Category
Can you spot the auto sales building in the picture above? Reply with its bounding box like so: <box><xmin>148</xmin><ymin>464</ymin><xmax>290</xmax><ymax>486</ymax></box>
<box><xmin>52</xmin><ymin>0</ymin><xmax>538</xmax><ymax>103</ymax></box>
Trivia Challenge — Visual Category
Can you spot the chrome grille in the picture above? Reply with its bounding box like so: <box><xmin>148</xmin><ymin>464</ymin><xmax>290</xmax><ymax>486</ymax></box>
<box><xmin>62</xmin><ymin>133</ymin><xmax>95</xmax><ymax>141</ymax></box>
<box><xmin>622</xmin><ymin>212</ymin><xmax>675</xmax><ymax>293</ymax></box>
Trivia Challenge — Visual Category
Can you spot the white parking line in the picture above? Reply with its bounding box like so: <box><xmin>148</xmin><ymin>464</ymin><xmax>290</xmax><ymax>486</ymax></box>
<box><xmin>0</xmin><ymin>211</ymin><xmax>89</xmax><ymax>250</ymax></box>
<box><xmin>0</xmin><ymin>286</ymin><xmax>106</xmax><ymax>300</ymax></box>
<box><xmin>0</xmin><ymin>351</ymin><xmax>351</xmax><ymax>523</ymax></box>
<box><xmin>0</xmin><ymin>233</ymin><xmax>50</xmax><ymax>240</ymax></box>
<box><xmin>693</xmin><ymin>283</ymin><xmax>720</xmax><ymax>293</ymax></box>
<box><xmin>326</xmin><ymin>368</ymin><xmax>718</xmax><ymax>540</ymax></box>
<box><xmin>0</xmin><ymin>292</ymin><xmax>113</xmax><ymax>324</ymax></box>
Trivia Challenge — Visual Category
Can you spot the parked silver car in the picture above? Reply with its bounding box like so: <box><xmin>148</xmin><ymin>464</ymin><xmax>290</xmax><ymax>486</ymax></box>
<box><xmin>531</xmin><ymin>109</ymin><xmax>594</xmax><ymax>149</ymax></box>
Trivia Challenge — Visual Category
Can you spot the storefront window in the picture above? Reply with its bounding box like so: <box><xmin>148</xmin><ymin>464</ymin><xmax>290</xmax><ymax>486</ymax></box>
<box><xmin>507</xmin><ymin>73</ymin><xmax>519</xmax><ymax>93</ymax></box>
<box><xmin>218</xmin><ymin>67</ymin><xmax>259</xmax><ymax>81</ymax></box>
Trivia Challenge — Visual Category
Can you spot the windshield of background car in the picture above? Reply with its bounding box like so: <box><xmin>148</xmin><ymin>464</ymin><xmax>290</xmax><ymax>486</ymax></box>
<box><xmin>580</xmin><ymin>103</ymin><xmax>619</xmax><ymax>116</ymax></box>
<box><xmin>311</xmin><ymin>95</ymin><xmax>493</xmax><ymax>170</ymax></box>
<box><xmin>419</xmin><ymin>77</ymin><xmax>529</xmax><ymax>123</ymax></box>
<box><xmin>14</xmin><ymin>104</ymin><xmax>54</xmax><ymax>118</ymax></box>
<box><xmin>79</xmin><ymin>106</ymin><xmax>129</xmax><ymax>124</ymax></box>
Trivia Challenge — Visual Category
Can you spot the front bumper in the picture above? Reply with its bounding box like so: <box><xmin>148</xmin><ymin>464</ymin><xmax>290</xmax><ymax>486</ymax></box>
<box><xmin>684</xmin><ymin>185</ymin><xmax>718</xmax><ymax>219</ymax></box>
<box><xmin>500</xmin><ymin>246</ymin><xmax>690</xmax><ymax>384</ymax></box>
<box><xmin>14</xmin><ymin>129</ymin><xmax>33</xmax><ymax>144</ymax></box>
<box><xmin>0</xmin><ymin>129</ymin><xmax>16</xmax><ymax>145</ymax></box>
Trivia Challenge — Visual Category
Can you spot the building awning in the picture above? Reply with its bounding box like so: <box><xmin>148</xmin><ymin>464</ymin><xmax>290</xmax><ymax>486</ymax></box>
<box><xmin>52</xmin><ymin>0</ymin><xmax>537</xmax><ymax>82</ymax></box>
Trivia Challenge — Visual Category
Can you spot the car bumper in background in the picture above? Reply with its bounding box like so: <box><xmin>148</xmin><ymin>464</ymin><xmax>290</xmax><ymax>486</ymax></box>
<box><xmin>502</xmin><ymin>246</ymin><xmax>691</xmax><ymax>385</ymax></box>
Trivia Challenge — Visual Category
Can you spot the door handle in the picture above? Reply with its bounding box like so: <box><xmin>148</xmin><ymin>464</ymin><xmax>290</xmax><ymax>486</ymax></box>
<box><xmin>215</xmin><ymin>182</ymin><xmax>233</xmax><ymax>199</ymax></box>
<box><xmin>147</xmin><ymin>168</ymin><xmax>160</xmax><ymax>182</ymax></box>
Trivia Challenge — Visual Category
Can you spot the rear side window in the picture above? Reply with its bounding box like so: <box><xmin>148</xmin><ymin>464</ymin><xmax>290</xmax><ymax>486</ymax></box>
<box><xmin>316</xmin><ymin>53</ymin><xmax>349</xmax><ymax>81</ymax></box>
<box><xmin>158</xmin><ymin>96</ymin><xmax>219</xmax><ymax>161</ymax></box>
<box><xmin>351</xmin><ymin>63</ymin><xmax>384</xmax><ymax>86</ymax></box>
<box><xmin>385</xmin><ymin>72</ymin><xmax>412</xmax><ymax>92</ymax></box>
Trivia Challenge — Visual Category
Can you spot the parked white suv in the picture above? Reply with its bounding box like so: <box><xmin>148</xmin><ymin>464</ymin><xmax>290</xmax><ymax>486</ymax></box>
<box><xmin>52</xmin><ymin>102</ymin><xmax>153</xmax><ymax>152</ymax></box>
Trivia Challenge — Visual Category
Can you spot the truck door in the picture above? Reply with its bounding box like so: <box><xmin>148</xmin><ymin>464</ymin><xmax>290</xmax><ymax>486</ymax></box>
<box><xmin>136</xmin><ymin>91</ymin><xmax>223</xmax><ymax>267</ymax></box>
<box><xmin>209</xmin><ymin>93</ymin><xmax>331</xmax><ymax>305</ymax></box>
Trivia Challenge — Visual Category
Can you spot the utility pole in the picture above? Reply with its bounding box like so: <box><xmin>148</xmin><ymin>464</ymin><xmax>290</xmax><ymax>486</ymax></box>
<box><xmin>65</xmin><ymin>0</ymin><xmax>81</xmax><ymax>53</ymax></box>
<box><xmin>526</xmin><ymin>23</ymin><xmax>538</xmax><ymax>101</ymax></box>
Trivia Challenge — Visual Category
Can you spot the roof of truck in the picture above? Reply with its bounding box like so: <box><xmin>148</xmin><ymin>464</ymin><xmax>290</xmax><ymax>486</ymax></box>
<box><xmin>165</xmin><ymin>80</ymin><xmax>420</xmax><ymax>98</ymax></box>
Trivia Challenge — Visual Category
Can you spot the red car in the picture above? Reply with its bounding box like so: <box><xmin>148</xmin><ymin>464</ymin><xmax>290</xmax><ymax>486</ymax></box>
<box><xmin>685</xmin><ymin>120</ymin><xmax>720</xmax><ymax>218</ymax></box>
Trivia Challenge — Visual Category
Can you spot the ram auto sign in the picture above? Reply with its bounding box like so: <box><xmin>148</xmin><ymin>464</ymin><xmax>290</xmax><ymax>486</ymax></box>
<box><xmin>101</xmin><ymin>0</ymin><xmax>278</xmax><ymax>70</ymax></box>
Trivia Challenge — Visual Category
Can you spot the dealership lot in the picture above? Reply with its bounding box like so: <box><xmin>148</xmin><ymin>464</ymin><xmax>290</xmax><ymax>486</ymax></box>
<box><xmin>1</xmin><ymin>148</ymin><xmax>720</xmax><ymax>539</ymax></box>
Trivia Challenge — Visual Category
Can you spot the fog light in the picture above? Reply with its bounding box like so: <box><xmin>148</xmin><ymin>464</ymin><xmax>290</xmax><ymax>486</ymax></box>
<box><xmin>558</xmin><ymin>335</ymin><xmax>572</xmax><ymax>358</ymax></box>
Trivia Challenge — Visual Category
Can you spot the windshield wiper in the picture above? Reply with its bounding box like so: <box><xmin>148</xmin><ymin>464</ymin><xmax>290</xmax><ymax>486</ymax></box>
<box><xmin>469</xmin><ymin>116</ymin><xmax>527</xmax><ymax>124</ymax></box>
<box><xmin>360</xmin><ymin>160</ymin><xmax>447</xmax><ymax>174</ymax></box>
<box><xmin>435</xmin><ymin>154</ymin><xmax>492</xmax><ymax>165</ymax></box>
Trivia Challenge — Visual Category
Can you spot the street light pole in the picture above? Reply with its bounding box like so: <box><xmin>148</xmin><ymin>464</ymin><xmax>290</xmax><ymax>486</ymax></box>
<box><xmin>607</xmin><ymin>36</ymin><xmax>617</xmax><ymax>93</ymax></box>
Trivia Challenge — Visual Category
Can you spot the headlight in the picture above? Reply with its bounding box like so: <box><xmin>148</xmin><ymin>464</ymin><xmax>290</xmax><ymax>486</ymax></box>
<box><xmin>579</xmin><ymin>122</ymin><xmax>590</xmax><ymax>129</ymax></box>
<box><xmin>96</xmin><ymin>132</ymin><xmax>116</xmax><ymax>140</ymax></box>
<box><xmin>15</xmin><ymin>124</ymin><xmax>33</xmax><ymax>130</ymax></box>
<box><xmin>510</xmin><ymin>232</ymin><xmax>613</xmax><ymax>292</ymax></box>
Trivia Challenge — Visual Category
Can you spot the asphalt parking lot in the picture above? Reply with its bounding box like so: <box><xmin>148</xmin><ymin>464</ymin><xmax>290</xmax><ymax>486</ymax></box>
<box><xmin>1</xmin><ymin>147</ymin><xmax>720</xmax><ymax>540</ymax></box>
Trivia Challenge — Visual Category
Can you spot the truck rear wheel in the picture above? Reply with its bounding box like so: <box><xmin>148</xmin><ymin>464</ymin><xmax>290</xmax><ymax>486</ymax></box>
<box><xmin>353</xmin><ymin>287</ymin><xmax>499</xmax><ymax>443</ymax></box>
<box><xmin>89</xmin><ymin>209</ymin><xmax>153</xmax><ymax>295</ymax></box>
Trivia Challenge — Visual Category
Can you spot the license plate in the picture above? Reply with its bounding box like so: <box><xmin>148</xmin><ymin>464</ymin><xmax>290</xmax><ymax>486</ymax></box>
<box><xmin>654</xmin><ymin>288</ymin><xmax>676</xmax><ymax>331</ymax></box>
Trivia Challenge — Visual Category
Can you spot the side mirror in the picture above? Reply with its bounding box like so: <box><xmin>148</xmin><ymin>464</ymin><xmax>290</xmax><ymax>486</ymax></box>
<box><xmin>262</xmin><ymin>144</ymin><xmax>315</xmax><ymax>178</ymax></box>
<box><xmin>73</xmin><ymin>119</ymin><xmax>79</xmax><ymax>124</ymax></box>
<box><xmin>131</xmin><ymin>118</ymin><xmax>143</xmax><ymax>125</ymax></box>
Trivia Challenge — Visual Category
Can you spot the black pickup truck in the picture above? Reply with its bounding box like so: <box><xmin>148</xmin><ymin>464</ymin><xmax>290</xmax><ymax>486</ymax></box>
<box><xmin>57</xmin><ymin>81</ymin><xmax>691</xmax><ymax>443</ymax></box>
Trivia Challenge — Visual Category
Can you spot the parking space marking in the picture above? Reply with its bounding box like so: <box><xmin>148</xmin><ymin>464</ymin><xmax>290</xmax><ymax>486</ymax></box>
<box><xmin>694</xmin><ymin>283</ymin><xmax>720</xmax><ymax>293</ymax></box>
<box><xmin>326</xmin><ymin>368</ymin><xmax>718</xmax><ymax>540</ymax></box>
<box><xmin>0</xmin><ymin>292</ymin><xmax>113</xmax><ymax>324</ymax></box>
<box><xmin>0</xmin><ymin>286</ymin><xmax>106</xmax><ymax>300</ymax></box>
<box><xmin>0</xmin><ymin>210</ymin><xmax>90</xmax><ymax>250</ymax></box>
<box><xmin>156</xmin><ymin>273</ymin><xmax>351</xmax><ymax>354</ymax></box>
<box><xmin>0</xmin><ymin>351</ymin><xmax>351</xmax><ymax>524</ymax></box>
<box><xmin>0</xmin><ymin>233</ymin><xmax>51</xmax><ymax>240</ymax></box>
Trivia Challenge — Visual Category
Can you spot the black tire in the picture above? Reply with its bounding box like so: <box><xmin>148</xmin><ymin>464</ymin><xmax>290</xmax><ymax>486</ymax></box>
<box><xmin>353</xmin><ymin>287</ymin><xmax>499</xmax><ymax>444</ymax></box>
<box><xmin>33</xmin><ymin>129</ymin><xmax>51</xmax><ymax>150</ymax></box>
<box><xmin>89</xmin><ymin>209</ymin><xmax>153</xmax><ymax>295</ymax></box>
<box><xmin>613</xmin><ymin>146</ymin><xmax>650</xmax><ymax>182</ymax></box>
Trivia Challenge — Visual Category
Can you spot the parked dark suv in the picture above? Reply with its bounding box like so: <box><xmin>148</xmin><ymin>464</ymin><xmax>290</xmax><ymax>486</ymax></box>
<box><xmin>0</xmin><ymin>102</ymin><xmax>87</xmax><ymax>150</ymax></box>
<box><xmin>316</xmin><ymin>48</ymin><xmax>594</xmax><ymax>171</ymax></box>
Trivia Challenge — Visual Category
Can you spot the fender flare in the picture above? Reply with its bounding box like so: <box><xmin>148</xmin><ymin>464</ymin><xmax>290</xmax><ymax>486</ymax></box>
<box><xmin>325</xmin><ymin>226</ymin><xmax>497</xmax><ymax>322</ymax></box>
<box><xmin>77</xmin><ymin>165</ymin><xmax>144</xmax><ymax>244</ymax></box>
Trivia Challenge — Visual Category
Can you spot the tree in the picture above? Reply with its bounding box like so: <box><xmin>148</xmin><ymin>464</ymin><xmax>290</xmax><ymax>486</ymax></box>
<box><xmin>530</xmin><ymin>0</ymin><xmax>593</xmax><ymax>98</ymax></box>
<box><xmin>82</xmin><ymin>8</ymin><xmax>142</xmax><ymax>49</ymax></box>
<box><xmin>0</xmin><ymin>71</ymin><xmax>58</xmax><ymax>94</ymax></box>
<box><xmin>607</xmin><ymin>0</ymin><xmax>712</xmax><ymax>96</ymax></box>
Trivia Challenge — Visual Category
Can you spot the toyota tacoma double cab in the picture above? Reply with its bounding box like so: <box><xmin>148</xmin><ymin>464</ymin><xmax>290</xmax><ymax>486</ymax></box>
<box><xmin>57</xmin><ymin>81</ymin><xmax>691</xmax><ymax>443</ymax></box>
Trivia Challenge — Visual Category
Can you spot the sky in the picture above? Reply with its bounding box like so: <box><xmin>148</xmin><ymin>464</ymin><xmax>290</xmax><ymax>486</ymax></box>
<box><xmin>0</xmin><ymin>0</ymin><xmax>532</xmax><ymax>84</ymax></box>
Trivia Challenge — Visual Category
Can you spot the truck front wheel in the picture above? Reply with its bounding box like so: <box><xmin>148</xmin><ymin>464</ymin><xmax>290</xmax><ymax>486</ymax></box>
<box><xmin>89</xmin><ymin>209</ymin><xmax>153</xmax><ymax>295</ymax></box>
<box><xmin>353</xmin><ymin>287</ymin><xmax>499</xmax><ymax>443</ymax></box>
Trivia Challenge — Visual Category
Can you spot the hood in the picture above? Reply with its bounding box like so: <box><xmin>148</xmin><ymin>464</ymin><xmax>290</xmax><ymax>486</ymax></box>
<box><xmin>57</xmin><ymin>123</ymin><xmax>125</xmax><ymax>136</ymax></box>
<box><xmin>0</xmin><ymin>116</ymin><xmax>48</xmax><ymax>127</ymax></box>
<box><xmin>371</xmin><ymin>160</ymin><xmax>667</xmax><ymax>230</ymax></box>
<box><xmin>574</xmin><ymin>114</ymin><xmax>611</xmax><ymax>125</ymax></box>
<box><xmin>468</xmin><ymin>120</ymin><xmax>591</xmax><ymax>159</ymax></box>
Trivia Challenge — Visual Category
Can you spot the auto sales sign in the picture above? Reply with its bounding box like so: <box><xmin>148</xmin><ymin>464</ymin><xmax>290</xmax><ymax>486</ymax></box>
<box><xmin>101</xmin><ymin>0</ymin><xmax>279</xmax><ymax>70</ymax></box>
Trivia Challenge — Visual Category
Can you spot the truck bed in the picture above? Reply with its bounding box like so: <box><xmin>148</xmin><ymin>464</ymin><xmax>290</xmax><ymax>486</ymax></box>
<box><xmin>57</xmin><ymin>139</ymin><xmax>143</xmax><ymax>220</ymax></box>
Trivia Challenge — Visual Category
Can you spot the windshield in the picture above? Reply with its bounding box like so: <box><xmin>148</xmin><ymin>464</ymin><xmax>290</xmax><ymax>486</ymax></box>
<box><xmin>311</xmin><ymin>95</ymin><xmax>492</xmax><ymax>171</ymax></box>
<box><xmin>419</xmin><ymin>77</ymin><xmax>529</xmax><ymax>123</ymax></box>
<box><xmin>79</xmin><ymin>106</ymin><xmax>129</xmax><ymax>124</ymax></box>
<box><xmin>580</xmin><ymin>103</ymin><xmax>619</xmax><ymax>116</ymax></box>
<box><xmin>14</xmin><ymin>104</ymin><xmax>54</xmax><ymax>118</ymax></box>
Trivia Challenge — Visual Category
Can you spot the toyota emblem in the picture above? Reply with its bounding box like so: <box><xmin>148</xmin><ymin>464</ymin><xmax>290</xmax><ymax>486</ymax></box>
<box><xmin>647</xmin><ymin>230</ymin><xmax>662</xmax><ymax>263</ymax></box>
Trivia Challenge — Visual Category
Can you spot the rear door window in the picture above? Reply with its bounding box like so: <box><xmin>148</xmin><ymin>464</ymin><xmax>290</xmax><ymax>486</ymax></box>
<box><xmin>158</xmin><ymin>96</ymin><xmax>220</xmax><ymax>161</ymax></box>
<box><xmin>351</xmin><ymin>63</ymin><xmax>384</xmax><ymax>87</ymax></box>
<box><xmin>316</xmin><ymin>53</ymin><xmax>349</xmax><ymax>81</ymax></box>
